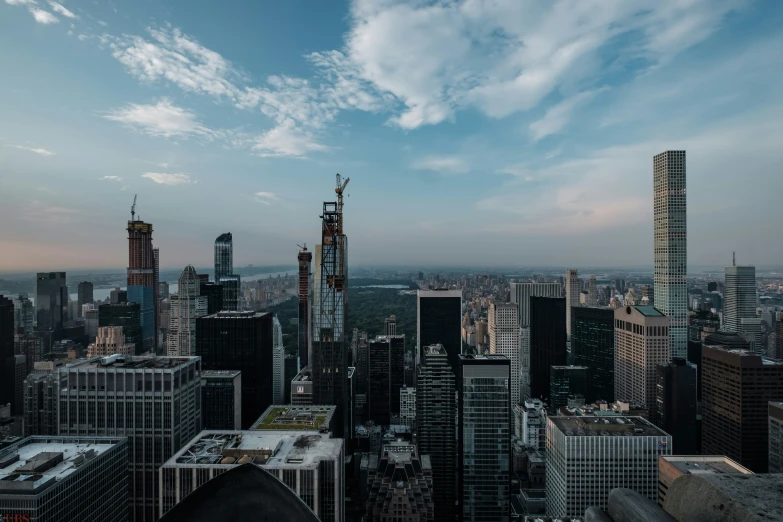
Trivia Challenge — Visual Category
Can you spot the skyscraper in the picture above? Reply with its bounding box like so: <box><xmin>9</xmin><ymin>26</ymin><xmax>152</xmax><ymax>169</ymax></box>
<box><xmin>167</xmin><ymin>265</ymin><xmax>208</xmax><ymax>357</ymax></box>
<box><xmin>298</xmin><ymin>244</ymin><xmax>312</xmax><ymax>368</ymax></box>
<box><xmin>416</xmin><ymin>344</ymin><xmax>457</xmax><ymax>522</ymax></box>
<box><xmin>214</xmin><ymin>233</ymin><xmax>241</xmax><ymax>311</ymax></box>
<box><xmin>76</xmin><ymin>281</ymin><xmax>93</xmax><ymax>318</ymax></box>
<box><xmin>12</xmin><ymin>293</ymin><xmax>34</xmax><ymax>333</ymax></box>
<box><xmin>549</xmin><ymin>365</ymin><xmax>589</xmax><ymax>409</ymax></box>
<box><xmin>489</xmin><ymin>302</ymin><xmax>521</xmax><ymax>405</ymax></box>
<box><xmin>384</xmin><ymin>315</ymin><xmax>397</xmax><ymax>336</ymax></box>
<box><xmin>99</xmin><ymin>302</ymin><xmax>143</xmax><ymax>355</ymax></box>
<box><xmin>653</xmin><ymin>150</ymin><xmax>688</xmax><ymax>359</ymax></box>
<box><xmin>87</xmin><ymin>326</ymin><xmax>134</xmax><ymax>357</ymax></box>
<box><xmin>35</xmin><ymin>272</ymin><xmax>67</xmax><ymax>332</ymax></box>
<box><xmin>23</xmin><ymin>371</ymin><xmax>58</xmax><ymax>436</ymax></box>
<box><xmin>770</xmin><ymin>402</ymin><xmax>783</xmax><ymax>473</ymax></box>
<box><xmin>529</xmin><ymin>296</ymin><xmax>566</xmax><ymax>400</ymax></box>
<box><xmin>201</xmin><ymin>370</ymin><xmax>242</xmax><ymax>430</ymax></box>
<box><xmin>0</xmin><ymin>296</ymin><xmax>14</xmax><ymax>412</ymax></box>
<box><xmin>366</xmin><ymin>443</ymin><xmax>434</xmax><ymax>521</ymax></box>
<box><xmin>565</xmin><ymin>269</ymin><xmax>580</xmax><ymax>338</ymax></box>
<box><xmin>386</xmin><ymin>334</ymin><xmax>406</xmax><ymax>415</ymax></box>
<box><xmin>587</xmin><ymin>275</ymin><xmax>598</xmax><ymax>307</ymax></box>
<box><xmin>457</xmin><ymin>354</ymin><xmax>510</xmax><ymax>522</ymax></box>
<box><xmin>127</xmin><ymin>211</ymin><xmax>156</xmax><ymax>352</ymax></box>
<box><xmin>614</xmin><ymin>305</ymin><xmax>670</xmax><ymax>409</ymax></box>
<box><xmin>311</xmin><ymin>176</ymin><xmax>350</xmax><ymax>437</ymax></box>
<box><xmin>571</xmin><ymin>307</ymin><xmax>615</xmax><ymax>402</ymax></box>
<box><xmin>199</xmin><ymin>279</ymin><xmax>224</xmax><ymax>315</ymax></box>
<box><xmin>368</xmin><ymin>337</ymin><xmax>391</xmax><ymax>426</ymax></box>
<box><xmin>724</xmin><ymin>265</ymin><xmax>756</xmax><ymax>333</ymax></box>
<box><xmin>416</xmin><ymin>289</ymin><xmax>462</xmax><ymax>369</ymax></box>
<box><xmin>196</xmin><ymin>311</ymin><xmax>274</xmax><ymax>428</ymax></box>
<box><xmin>653</xmin><ymin>358</ymin><xmax>698</xmax><ymax>455</ymax></box>
<box><xmin>272</xmin><ymin>315</ymin><xmax>285</xmax><ymax>404</ymax></box>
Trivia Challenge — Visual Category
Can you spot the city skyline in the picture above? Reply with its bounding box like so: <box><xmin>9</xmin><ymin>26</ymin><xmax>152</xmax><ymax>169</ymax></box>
<box><xmin>1</xmin><ymin>1</ymin><xmax>782</xmax><ymax>270</ymax></box>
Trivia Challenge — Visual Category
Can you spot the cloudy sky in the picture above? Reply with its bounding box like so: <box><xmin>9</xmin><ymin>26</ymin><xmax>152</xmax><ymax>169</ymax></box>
<box><xmin>1</xmin><ymin>0</ymin><xmax>781</xmax><ymax>271</ymax></box>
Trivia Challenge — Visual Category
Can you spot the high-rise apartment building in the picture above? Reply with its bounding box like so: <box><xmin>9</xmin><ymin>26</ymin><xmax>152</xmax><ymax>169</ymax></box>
<box><xmin>99</xmin><ymin>302</ymin><xmax>143</xmax><ymax>355</ymax></box>
<box><xmin>272</xmin><ymin>315</ymin><xmax>285</xmax><ymax>404</ymax></box>
<box><xmin>546</xmin><ymin>416</ymin><xmax>672</xmax><ymax>517</ymax></box>
<box><xmin>87</xmin><ymin>326</ymin><xmax>134</xmax><ymax>357</ymax></box>
<box><xmin>417</xmin><ymin>289</ymin><xmax>462</xmax><ymax>369</ymax></box>
<box><xmin>653</xmin><ymin>150</ymin><xmax>687</xmax><ymax>359</ymax></box>
<box><xmin>35</xmin><ymin>272</ymin><xmax>67</xmax><ymax>332</ymax></box>
<box><xmin>724</xmin><ymin>265</ymin><xmax>756</xmax><ymax>333</ymax></box>
<box><xmin>201</xmin><ymin>370</ymin><xmax>242</xmax><ymax>430</ymax></box>
<box><xmin>196</xmin><ymin>311</ymin><xmax>274</xmax><ymax>428</ymax></box>
<box><xmin>529</xmin><ymin>296</ymin><xmax>566</xmax><ymax>400</ymax></box>
<box><xmin>565</xmin><ymin>269</ymin><xmax>580</xmax><ymax>338</ymax></box>
<box><xmin>368</xmin><ymin>337</ymin><xmax>391</xmax><ymax>426</ymax></box>
<box><xmin>400</xmin><ymin>385</ymin><xmax>416</xmax><ymax>427</ymax></box>
<box><xmin>614</xmin><ymin>305</ymin><xmax>670</xmax><ymax>409</ymax></box>
<box><xmin>701</xmin><ymin>345</ymin><xmax>783</xmax><ymax>472</ymax></box>
<box><xmin>23</xmin><ymin>371</ymin><xmax>58</xmax><ymax>436</ymax></box>
<box><xmin>457</xmin><ymin>354</ymin><xmax>510</xmax><ymax>522</ymax></box>
<box><xmin>386</xmin><ymin>335</ymin><xmax>406</xmax><ymax>415</ymax></box>
<box><xmin>416</xmin><ymin>344</ymin><xmax>457</xmax><ymax>522</ymax></box>
<box><xmin>366</xmin><ymin>443</ymin><xmax>434</xmax><ymax>522</ymax></box>
<box><xmin>571</xmin><ymin>307</ymin><xmax>615</xmax><ymax>402</ymax></box>
<box><xmin>653</xmin><ymin>358</ymin><xmax>698</xmax><ymax>455</ymax></box>
<box><xmin>58</xmin><ymin>355</ymin><xmax>202</xmax><ymax>522</ymax></box>
<box><xmin>0</xmin><ymin>436</ymin><xmax>129</xmax><ymax>522</ymax></box>
<box><xmin>384</xmin><ymin>315</ymin><xmax>397</xmax><ymax>336</ymax></box>
<box><xmin>770</xmin><ymin>402</ymin><xmax>783</xmax><ymax>473</ymax></box>
<box><xmin>13</xmin><ymin>355</ymin><xmax>25</xmax><ymax>414</ymax></box>
<box><xmin>0</xmin><ymin>296</ymin><xmax>14</xmax><ymax>413</ymax></box>
<box><xmin>15</xmin><ymin>332</ymin><xmax>43</xmax><ymax>378</ymax></box>
<box><xmin>215</xmin><ymin>233</ymin><xmax>241</xmax><ymax>311</ymax></box>
<box><xmin>549</xmin><ymin>365</ymin><xmax>589</xmax><ymax>409</ymax></box>
<box><xmin>297</xmin><ymin>244</ymin><xmax>313</xmax><ymax>367</ymax></box>
<box><xmin>11</xmin><ymin>293</ymin><xmax>34</xmax><ymax>334</ymax></box>
<box><xmin>587</xmin><ymin>276</ymin><xmax>598</xmax><ymax>307</ymax></box>
<box><xmin>489</xmin><ymin>302</ymin><xmax>521</xmax><ymax>405</ymax></box>
<box><xmin>127</xmin><ymin>213</ymin><xmax>156</xmax><ymax>353</ymax></box>
<box><xmin>77</xmin><ymin>281</ymin><xmax>94</xmax><ymax>318</ymax></box>
<box><xmin>167</xmin><ymin>265</ymin><xmax>208</xmax><ymax>357</ymax></box>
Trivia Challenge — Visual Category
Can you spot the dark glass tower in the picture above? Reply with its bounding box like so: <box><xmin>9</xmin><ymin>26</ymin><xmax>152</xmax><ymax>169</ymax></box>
<box><xmin>529</xmin><ymin>296</ymin><xmax>566</xmax><ymax>400</ymax></box>
<box><xmin>35</xmin><ymin>272</ymin><xmax>67</xmax><ymax>332</ymax></box>
<box><xmin>388</xmin><ymin>335</ymin><xmax>405</xmax><ymax>414</ymax></box>
<box><xmin>77</xmin><ymin>281</ymin><xmax>94</xmax><ymax>318</ymax></box>
<box><xmin>417</xmin><ymin>289</ymin><xmax>462</xmax><ymax>369</ymax></box>
<box><xmin>368</xmin><ymin>338</ymin><xmax>390</xmax><ymax>426</ymax></box>
<box><xmin>653</xmin><ymin>358</ymin><xmax>698</xmax><ymax>455</ymax></box>
<box><xmin>571</xmin><ymin>307</ymin><xmax>615</xmax><ymax>402</ymax></box>
<box><xmin>196</xmin><ymin>311</ymin><xmax>273</xmax><ymax>428</ymax></box>
<box><xmin>99</xmin><ymin>302</ymin><xmax>143</xmax><ymax>355</ymax></box>
<box><xmin>0</xmin><ymin>296</ymin><xmax>15</xmax><ymax>412</ymax></box>
<box><xmin>284</xmin><ymin>355</ymin><xmax>299</xmax><ymax>403</ymax></box>
<box><xmin>199</xmin><ymin>280</ymin><xmax>224</xmax><ymax>315</ymax></box>
<box><xmin>298</xmin><ymin>245</ymin><xmax>313</xmax><ymax>368</ymax></box>
<box><xmin>214</xmin><ymin>233</ymin><xmax>240</xmax><ymax>311</ymax></box>
<box><xmin>201</xmin><ymin>370</ymin><xmax>242</xmax><ymax>430</ymax></box>
<box><xmin>549</xmin><ymin>365</ymin><xmax>589</xmax><ymax>409</ymax></box>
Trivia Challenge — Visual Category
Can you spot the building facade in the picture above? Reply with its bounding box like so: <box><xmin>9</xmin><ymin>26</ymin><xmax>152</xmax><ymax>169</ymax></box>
<box><xmin>529</xmin><ymin>296</ymin><xmax>566</xmax><ymax>400</ymax></box>
<box><xmin>368</xmin><ymin>338</ymin><xmax>391</xmax><ymax>426</ymax></box>
<box><xmin>127</xmin><ymin>216</ymin><xmax>157</xmax><ymax>353</ymax></box>
<box><xmin>723</xmin><ymin>265</ymin><xmax>756</xmax><ymax>334</ymax></box>
<box><xmin>571</xmin><ymin>307</ymin><xmax>615</xmax><ymax>402</ymax></box>
<box><xmin>0</xmin><ymin>296</ymin><xmax>14</xmax><ymax>413</ymax></box>
<box><xmin>653</xmin><ymin>150</ymin><xmax>688</xmax><ymax>359</ymax></box>
<box><xmin>35</xmin><ymin>272</ymin><xmax>67</xmax><ymax>333</ymax></box>
<box><xmin>770</xmin><ymin>402</ymin><xmax>783</xmax><ymax>473</ymax></box>
<box><xmin>400</xmin><ymin>386</ymin><xmax>416</xmax><ymax>427</ymax></box>
<box><xmin>87</xmin><ymin>326</ymin><xmax>134</xmax><ymax>358</ymax></box>
<box><xmin>549</xmin><ymin>365</ymin><xmax>589</xmax><ymax>409</ymax></box>
<box><xmin>489</xmin><ymin>302</ymin><xmax>521</xmax><ymax>405</ymax></box>
<box><xmin>99</xmin><ymin>302</ymin><xmax>143</xmax><ymax>355</ymax></box>
<box><xmin>23</xmin><ymin>371</ymin><xmax>58</xmax><ymax>436</ymax></box>
<box><xmin>653</xmin><ymin>358</ymin><xmax>698</xmax><ymax>455</ymax></box>
<box><xmin>167</xmin><ymin>265</ymin><xmax>207</xmax><ymax>357</ymax></box>
<box><xmin>565</xmin><ymin>269</ymin><xmax>580</xmax><ymax>338</ymax></box>
<box><xmin>201</xmin><ymin>370</ymin><xmax>242</xmax><ymax>430</ymax></box>
<box><xmin>12</xmin><ymin>294</ymin><xmax>34</xmax><ymax>334</ymax></box>
<box><xmin>298</xmin><ymin>245</ymin><xmax>313</xmax><ymax>368</ymax></box>
<box><xmin>272</xmin><ymin>316</ymin><xmax>285</xmax><ymax>404</ymax></box>
<box><xmin>417</xmin><ymin>289</ymin><xmax>462</xmax><ymax>370</ymax></box>
<box><xmin>77</xmin><ymin>281</ymin><xmax>94</xmax><ymax>318</ymax></box>
<box><xmin>365</xmin><ymin>443</ymin><xmax>434</xmax><ymax>522</ymax></box>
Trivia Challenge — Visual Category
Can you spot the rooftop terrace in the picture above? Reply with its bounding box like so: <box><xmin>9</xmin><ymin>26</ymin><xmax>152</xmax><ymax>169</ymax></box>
<box><xmin>549</xmin><ymin>416</ymin><xmax>668</xmax><ymax>437</ymax></box>
<box><xmin>252</xmin><ymin>405</ymin><xmax>335</xmax><ymax>432</ymax></box>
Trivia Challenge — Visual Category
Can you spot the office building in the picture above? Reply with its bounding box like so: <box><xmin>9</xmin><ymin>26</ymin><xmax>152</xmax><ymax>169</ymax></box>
<box><xmin>0</xmin><ymin>296</ymin><xmax>14</xmax><ymax>413</ymax></box>
<box><xmin>546</xmin><ymin>416</ymin><xmax>671</xmax><ymax>517</ymax></box>
<box><xmin>515</xmin><ymin>399</ymin><xmax>547</xmax><ymax>452</ymax></box>
<box><xmin>457</xmin><ymin>354</ymin><xmax>510</xmax><ymax>522</ymax></box>
<box><xmin>489</xmin><ymin>302</ymin><xmax>521</xmax><ymax>405</ymax></box>
<box><xmin>15</xmin><ymin>332</ymin><xmax>43</xmax><ymax>377</ymax></box>
<box><xmin>739</xmin><ymin>316</ymin><xmax>762</xmax><ymax>352</ymax></box>
<box><xmin>416</xmin><ymin>289</ymin><xmax>462</xmax><ymax>369</ymax></box>
<box><xmin>365</xmin><ymin>443</ymin><xmax>434</xmax><ymax>522</ymax></box>
<box><xmin>416</xmin><ymin>344</ymin><xmax>457</xmax><ymax>522</ymax></box>
<box><xmin>12</xmin><ymin>294</ymin><xmax>34</xmax><ymax>334</ymax></box>
<box><xmin>87</xmin><ymin>326</ymin><xmax>134</xmax><ymax>358</ymax></box>
<box><xmin>99</xmin><ymin>302</ymin><xmax>143</xmax><ymax>355</ymax></box>
<box><xmin>159</xmin><ymin>429</ymin><xmax>344</xmax><ymax>522</ymax></box>
<box><xmin>384</xmin><ymin>315</ymin><xmax>397</xmax><ymax>336</ymax></box>
<box><xmin>353</xmin><ymin>331</ymin><xmax>369</xmax><ymax>399</ymax></box>
<box><xmin>110</xmin><ymin>287</ymin><xmax>127</xmax><ymax>304</ymax></box>
<box><xmin>724</xmin><ymin>265</ymin><xmax>756</xmax><ymax>334</ymax></box>
<box><xmin>268</xmin><ymin>317</ymin><xmax>282</xmax><ymax>406</ymax></box>
<box><xmin>127</xmin><ymin>214</ymin><xmax>157</xmax><ymax>353</ymax></box>
<box><xmin>58</xmin><ymin>355</ymin><xmax>202</xmax><ymax>522</ymax></box>
<box><xmin>586</xmin><ymin>276</ymin><xmax>597</xmax><ymax>307</ymax></box>
<box><xmin>0</xmin><ymin>436</ymin><xmax>129</xmax><ymax>522</ymax></box>
<box><xmin>291</xmin><ymin>368</ymin><xmax>314</xmax><ymax>405</ymax></box>
<box><xmin>565</xmin><ymin>270</ymin><xmax>580</xmax><ymax>338</ymax></box>
<box><xmin>387</xmin><ymin>335</ymin><xmax>405</xmax><ymax>414</ymax></box>
<box><xmin>702</xmin><ymin>345</ymin><xmax>783</xmax><ymax>472</ymax></box>
<box><xmin>653</xmin><ymin>358</ymin><xmax>698</xmax><ymax>455</ymax></box>
<box><xmin>571</xmin><ymin>307</ymin><xmax>614</xmax><ymax>402</ymax></box>
<box><xmin>658</xmin><ymin>455</ymin><xmax>751</xmax><ymax>506</ymax></box>
<box><xmin>368</xmin><ymin>337</ymin><xmax>391</xmax><ymax>426</ymax></box>
<box><xmin>298</xmin><ymin>245</ymin><xmax>313</xmax><ymax>367</ymax></box>
<box><xmin>84</xmin><ymin>308</ymin><xmax>99</xmax><ymax>339</ymax></box>
<box><xmin>199</xmin><ymin>280</ymin><xmax>223</xmax><ymax>315</ymax></box>
<box><xmin>35</xmin><ymin>272</ymin><xmax>67</xmax><ymax>332</ymax></box>
<box><xmin>653</xmin><ymin>150</ymin><xmax>688</xmax><ymax>359</ymax></box>
<box><xmin>196</xmin><ymin>311</ymin><xmax>274</xmax><ymax>428</ymax></box>
<box><xmin>284</xmin><ymin>355</ymin><xmax>299</xmax><ymax>404</ymax></box>
<box><xmin>202</xmin><ymin>370</ymin><xmax>242</xmax><ymax>430</ymax></box>
<box><xmin>614</xmin><ymin>306</ymin><xmax>670</xmax><ymax>409</ymax></box>
<box><xmin>400</xmin><ymin>386</ymin><xmax>416</xmax><ymax>427</ymax></box>
<box><xmin>770</xmin><ymin>402</ymin><xmax>783</xmax><ymax>473</ymax></box>
<box><xmin>23</xmin><ymin>371</ymin><xmax>58</xmax><ymax>436</ymax></box>
<box><xmin>549</xmin><ymin>365</ymin><xmax>589</xmax><ymax>409</ymax></box>
<box><xmin>213</xmin><ymin>234</ymin><xmax>240</xmax><ymax>311</ymax></box>
<box><xmin>510</xmin><ymin>282</ymin><xmax>561</xmax><ymax>329</ymax></box>
<box><xmin>76</xmin><ymin>281</ymin><xmax>93</xmax><ymax>318</ymax></box>
<box><xmin>167</xmin><ymin>265</ymin><xmax>208</xmax><ymax>357</ymax></box>
<box><xmin>529</xmin><ymin>296</ymin><xmax>566</xmax><ymax>400</ymax></box>
<box><xmin>13</xmin><ymin>355</ymin><xmax>25</xmax><ymax>414</ymax></box>
<box><xmin>219</xmin><ymin>275</ymin><xmax>241</xmax><ymax>312</ymax></box>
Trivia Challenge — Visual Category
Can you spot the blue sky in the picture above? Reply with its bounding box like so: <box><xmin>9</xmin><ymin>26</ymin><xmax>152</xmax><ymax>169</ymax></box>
<box><xmin>1</xmin><ymin>0</ymin><xmax>782</xmax><ymax>271</ymax></box>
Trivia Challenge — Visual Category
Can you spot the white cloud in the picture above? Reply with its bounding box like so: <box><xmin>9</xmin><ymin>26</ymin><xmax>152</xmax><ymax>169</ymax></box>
<box><xmin>4</xmin><ymin>0</ymin><xmax>36</xmax><ymax>5</ymax></box>
<box><xmin>141</xmin><ymin>172</ymin><xmax>192</xmax><ymax>185</ymax></box>
<box><xmin>28</xmin><ymin>7</ymin><xmax>58</xmax><ymax>24</ymax></box>
<box><xmin>100</xmin><ymin>175</ymin><xmax>123</xmax><ymax>182</ymax></box>
<box><xmin>253</xmin><ymin>191</ymin><xmax>280</xmax><ymax>205</ymax></box>
<box><xmin>412</xmin><ymin>156</ymin><xmax>469</xmax><ymax>174</ymax></box>
<box><xmin>97</xmin><ymin>20</ymin><xmax>107</xmax><ymax>26</ymax></box>
<box><xmin>5</xmin><ymin>144</ymin><xmax>55</xmax><ymax>156</ymax></box>
<box><xmin>47</xmin><ymin>1</ymin><xmax>76</xmax><ymax>18</ymax></box>
<box><xmin>529</xmin><ymin>88</ymin><xmax>607</xmax><ymax>141</ymax></box>
<box><xmin>252</xmin><ymin>120</ymin><xmax>329</xmax><ymax>158</ymax></box>
<box><xmin>103</xmin><ymin>99</ymin><xmax>213</xmax><ymax>138</ymax></box>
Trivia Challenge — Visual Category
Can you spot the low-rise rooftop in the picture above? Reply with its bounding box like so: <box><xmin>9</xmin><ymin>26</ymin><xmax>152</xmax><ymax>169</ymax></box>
<box><xmin>660</xmin><ymin>455</ymin><xmax>753</xmax><ymax>476</ymax></box>
<box><xmin>65</xmin><ymin>354</ymin><xmax>199</xmax><ymax>370</ymax></box>
<box><xmin>252</xmin><ymin>405</ymin><xmax>335</xmax><ymax>432</ymax></box>
<box><xmin>202</xmin><ymin>370</ymin><xmax>241</xmax><ymax>378</ymax></box>
<box><xmin>549</xmin><ymin>416</ymin><xmax>668</xmax><ymax>437</ymax></box>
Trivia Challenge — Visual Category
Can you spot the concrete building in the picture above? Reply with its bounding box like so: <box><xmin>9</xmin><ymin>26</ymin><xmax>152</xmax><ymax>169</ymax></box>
<box><xmin>384</xmin><ymin>315</ymin><xmax>397</xmax><ymax>336</ymax></box>
<box><xmin>723</xmin><ymin>265</ymin><xmax>756</xmax><ymax>334</ymax></box>
<box><xmin>291</xmin><ymin>367</ymin><xmax>314</xmax><ymax>405</ymax></box>
<box><xmin>458</xmin><ymin>354</ymin><xmax>510</xmax><ymax>522</ymax></box>
<box><xmin>98</xmin><ymin>302</ymin><xmax>143</xmax><ymax>355</ymax></box>
<box><xmin>657</xmin><ymin>455</ymin><xmax>752</xmax><ymax>506</ymax></box>
<box><xmin>702</xmin><ymin>346</ymin><xmax>783</xmax><ymax>472</ymax></box>
<box><xmin>587</xmin><ymin>276</ymin><xmax>598</xmax><ymax>307</ymax></box>
<box><xmin>614</xmin><ymin>306</ymin><xmax>670</xmax><ymax>409</ymax></box>
<box><xmin>167</xmin><ymin>265</ymin><xmax>207</xmax><ymax>357</ymax></box>
<box><xmin>87</xmin><ymin>326</ymin><xmax>134</xmax><ymax>358</ymax></box>
<box><xmin>0</xmin><ymin>436</ymin><xmax>128</xmax><ymax>522</ymax></box>
<box><xmin>273</xmin><ymin>316</ymin><xmax>285</xmax><ymax>404</ymax></box>
<box><xmin>565</xmin><ymin>269</ymin><xmax>580</xmax><ymax>339</ymax></box>
<box><xmin>571</xmin><ymin>307</ymin><xmax>615</xmax><ymax>403</ymax></box>
<box><xmin>159</xmin><ymin>429</ymin><xmax>344</xmax><ymax>522</ymax></box>
<box><xmin>15</xmin><ymin>333</ymin><xmax>43</xmax><ymax>378</ymax></box>
<box><xmin>653</xmin><ymin>150</ymin><xmax>688</xmax><ymax>359</ymax></box>
<box><xmin>84</xmin><ymin>308</ymin><xmax>99</xmax><ymax>339</ymax></box>
<box><xmin>58</xmin><ymin>355</ymin><xmax>202</xmax><ymax>522</ymax></box>
<box><xmin>202</xmin><ymin>370</ymin><xmax>242</xmax><ymax>430</ymax></box>
<box><xmin>545</xmin><ymin>416</ymin><xmax>672</xmax><ymax>517</ymax></box>
<box><xmin>770</xmin><ymin>402</ymin><xmax>783</xmax><ymax>473</ymax></box>
<box><xmin>513</xmin><ymin>400</ymin><xmax>547</xmax><ymax>452</ymax></box>
<box><xmin>416</xmin><ymin>289</ymin><xmax>462</xmax><ymax>370</ymax></box>
<box><xmin>23</xmin><ymin>371</ymin><xmax>58</xmax><ymax>436</ymax></box>
<box><xmin>489</xmin><ymin>302</ymin><xmax>521</xmax><ymax>405</ymax></box>
<box><xmin>365</xmin><ymin>443</ymin><xmax>433</xmax><ymax>522</ymax></box>
<box><xmin>399</xmin><ymin>386</ymin><xmax>416</xmax><ymax>427</ymax></box>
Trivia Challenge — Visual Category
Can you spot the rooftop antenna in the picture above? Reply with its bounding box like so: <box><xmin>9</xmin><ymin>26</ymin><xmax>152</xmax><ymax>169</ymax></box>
<box><xmin>131</xmin><ymin>194</ymin><xmax>137</xmax><ymax>221</ymax></box>
<box><xmin>733</xmin><ymin>251</ymin><xmax>736</xmax><ymax>266</ymax></box>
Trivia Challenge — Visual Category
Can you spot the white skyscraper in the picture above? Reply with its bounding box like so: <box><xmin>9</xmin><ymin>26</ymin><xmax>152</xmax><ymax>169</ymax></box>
<box><xmin>724</xmin><ymin>265</ymin><xmax>756</xmax><ymax>333</ymax></box>
<box><xmin>167</xmin><ymin>266</ymin><xmax>208</xmax><ymax>357</ymax></box>
<box><xmin>587</xmin><ymin>276</ymin><xmax>598</xmax><ymax>307</ymax></box>
<box><xmin>272</xmin><ymin>315</ymin><xmax>285</xmax><ymax>404</ymax></box>
<box><xmin>653</xmin><ymin>150</ymin><xmax>687</xmax><ymax>359</ymax></box>
<box><xmin>565</xmin><ymin>269</ymin><xmax>580</xmax><ymax>338</ymax></box>
<box><xmin>489</xmin><ymin>302</ymin><xmax>521</xmax><ymax>406</ymax></box>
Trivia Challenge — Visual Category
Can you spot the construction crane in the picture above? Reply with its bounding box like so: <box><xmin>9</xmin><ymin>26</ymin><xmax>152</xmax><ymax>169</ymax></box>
<box><xmin>335</xmin><ymin>174</ymin><xmax>350</xmax><ymax>237</ymax></box>
<box><xmin>297</xmin><ymin>243</ymin><xmax>308</xmax><ymax>251</ymax></box>
<box><xmin>334</xmin><ymin>174</ymin><xmax>350</xmax><ymax>291</ymax></box>
<box><xmin>131</xmin><ymin>194</ymin><xmax>137</xmax><ymax>221</ymax></box>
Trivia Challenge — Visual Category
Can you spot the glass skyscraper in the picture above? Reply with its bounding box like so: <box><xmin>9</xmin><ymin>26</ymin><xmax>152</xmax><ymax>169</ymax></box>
<box><xmin>416</xmin><ymin>289</ymin><xmax>462</xmax><ymax>369</ymax></box>
<box><xmin>35</xmin><ymin>271</ymin><xmax>67</xmax><ymax>332</ymax></box>
<box><xmin>214</xmin><ymin>233</ymin><xmax>241</xmax><ymax>311</ymax></box>
<box><xmin>529</xmin><ymin>296</ymin><xmax>566</xmax><ymax>400</ymax></box>
<box><xmin>653</xmin><ymin>150</ymin><xmax>687</xmax><ymax>359</ymax></box>
<box><xmin>571</xmin><ymin>306</ymin><xmax>615</xmax><ymax>402</ymax></box>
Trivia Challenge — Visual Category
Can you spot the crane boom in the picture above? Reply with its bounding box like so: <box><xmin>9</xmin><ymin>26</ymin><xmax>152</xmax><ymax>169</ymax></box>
<box><xmin>131</xmin><ymin>194</ymin><xmax>137</xmax><ymax>221</ymax></box>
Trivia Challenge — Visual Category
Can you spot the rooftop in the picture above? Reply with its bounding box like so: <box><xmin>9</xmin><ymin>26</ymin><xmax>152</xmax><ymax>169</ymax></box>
<box><xmin>65</xmin><ymin>354</ymin><xmax>199</xmax><ymax>370</ymax></box>
<box><xmin>549</xmin><ymin>416</ymin><xmax>669</xmax><ymax>437</ymax></box>
<box><xmin>634</xmin><ymin>306</ymin><xmax>664</xmax><ymax>317</ymax></box>
<box><xmin>202</xmin><ymin>370</ymin><xmax>241</xmax><ymax>378</ymax></box>
<box><xmin>252</xmin><ymin>405</ymin><xmax>335</xmax><ymax>432</ymax></box>
<box><xmin>458</xmin><ymin>354</ymin><xmax>509</xmax><ymax>362</ymax></box>
<box><xmin>660</xmin><ymin>456</ymin><xmax>753</xmax><ymax>476</ymax></box>
<box><xmin>164</xmin><ymin>430</ymin><xmax>343</xmax><ymax>470</ymax></box>
<box><xmin>204</xmin><ymin>310</ymin><xmax>268</xmax><ymax>319</ymax></box>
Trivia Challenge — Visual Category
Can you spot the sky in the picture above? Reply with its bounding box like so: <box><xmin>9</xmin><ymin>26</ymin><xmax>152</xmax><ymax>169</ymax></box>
<box><xmin>1</xmin><ymin>0</ymin><xmax>782</xmax><ymax>271</ymax></box>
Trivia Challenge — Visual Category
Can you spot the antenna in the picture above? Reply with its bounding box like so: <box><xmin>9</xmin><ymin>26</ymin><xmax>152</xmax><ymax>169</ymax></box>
<box><xmin>131</xmin><ymin>194</ymin><xmax>137</xmax><ymax>221</ymax></box>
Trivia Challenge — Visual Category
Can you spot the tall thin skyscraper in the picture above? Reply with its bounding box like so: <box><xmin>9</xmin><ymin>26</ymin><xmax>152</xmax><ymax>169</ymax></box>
<box><xmin>312</xmin><ymin>176</ymin><xmax>350</xmax><ymax>437</ymax></box>
<box><xmin>489</xmin><ymin>302</ymin><xmax>521</xmax><ymax>405</ymax></box>
<box><xmin>153</xmin><ymin>247</ymin><xmax>160</xmax><ymax>352</ymax></box>
<box><xmin>167</xmin><ymin>265</ymin><xmax>207</xmax><ymax>356</ymax></box>
<box><xmin>0</xmin><ymin>296</ymin><xmax>14</xmax><ymax>412</ymax></box>
<box><xmin>565</xmin><ymin>269</ymin><xmax>580</xmax><ymax>338</ymax></box>
<box><xmin>529</xmin><ymin>296</ymin><xmax>566</xmax><ymax>400</ymax></box>
<box><xmin>368</xmin><ymin>337</ymin><xmax>391</xmax><ymax>426</ymax></box>
<box><xmin>35</xmin><ymin>272</ymin><xmax>67</xmax><ymax>332</ymax></box>
<box><xmin>127</xmin><ymin>208</ymin><xmax>156</xmax><ymax>352</ymax></box>
<box><xmin>653</xmin><ymin>150</ymin><xmax>687</xmax><ymax>359</ymax></box>
<box><xmin>297</xmin><ymin>244</ymin><xmax>312</xmax><ymax>368</ymax></box>
<box><xmin>215</xmin><ymin>233</ymin><xmax>241</xmax><ymax>311</ymax></box>
<box><xmin>384</xmin><ymin>315</ymin><xmax>397</xmax><ymax>336</ymax></box>
<box><xmin>571</xmin><ymin>307</ymin><xmax>615</xmax><ymax>402</ymax></box>
<box><xmin>12</xmin><ymin>293</ymin><xmax>34</xmax><ymax>334</ymax></box>
<box><xmin>724</xmin><ymin>265</ymin><xmax>756</xmax><ymax>333</ymax></box>
<box><xmin>272</xmin><ymin>315</ymin><xmax>285</xmax><ymax>404</ymax></box>
<box><xmin>77</xmin><ymin>281</ymin><xmax>93</xmax><ymax>318</ymax></box>
<box><xmin>587</xmin><ymin>276</ymin><xmax>597</xmax><ymax>307</ymax></box>
<box><xmin>416</xmin><ymin>289</ymin><xmax>462</xmax><ymax>369</ymax></box>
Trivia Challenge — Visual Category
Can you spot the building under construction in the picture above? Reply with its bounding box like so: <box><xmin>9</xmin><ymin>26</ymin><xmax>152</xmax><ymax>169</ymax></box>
<box><xmin>127</xmin><ymin>196</ymin><xmax>157</xmax><ymax>353</ymax></box>
<box><xmin>297</xmin><ymin>244</ymin><xmax>313</xmax><ymax>368</ymax></box>
<box><xmin>312</xmin><ymin>175</ymin><xmax>350</xmax><ymax>438</ymax></box>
